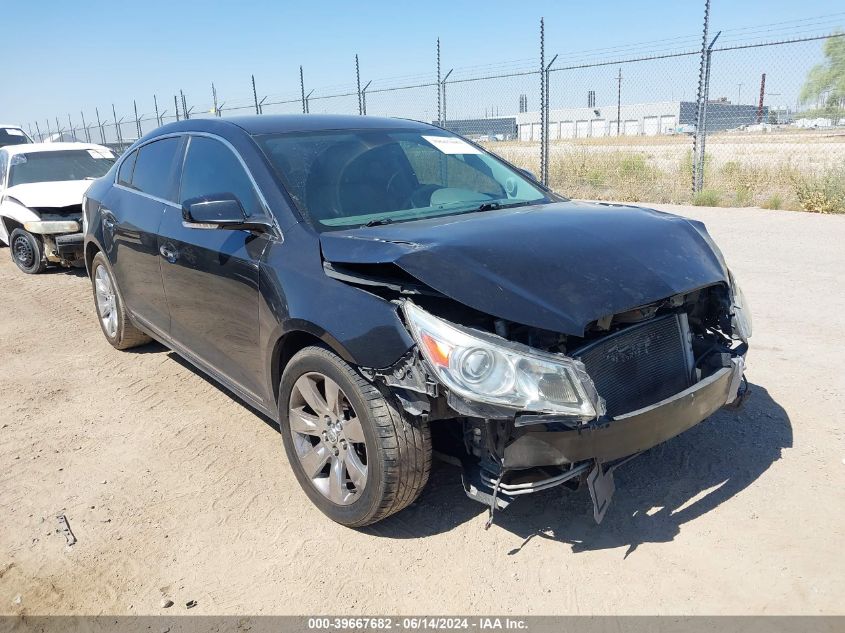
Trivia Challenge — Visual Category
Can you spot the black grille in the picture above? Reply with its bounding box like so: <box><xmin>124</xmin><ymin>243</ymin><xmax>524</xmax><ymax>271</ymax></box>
<box><xmin>574</xmin><ymin>314</ymin><xmax>692</xmax><ymax>417</ymax></box>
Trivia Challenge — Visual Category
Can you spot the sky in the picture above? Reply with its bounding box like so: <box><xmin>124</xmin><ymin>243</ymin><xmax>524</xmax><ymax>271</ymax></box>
<box><xmin>2</xmin><ymin>0</ymin><xmax>843</xmax><ymax>130</ymax></box>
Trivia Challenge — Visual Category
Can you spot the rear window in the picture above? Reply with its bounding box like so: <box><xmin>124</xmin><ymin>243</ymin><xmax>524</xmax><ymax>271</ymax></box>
<box><xmin>0</xmin><ymin>127</ymin><xmax>31</xmax><ymax>148</ymax></box>
<box><xmin>129</xmin><ymin>137</ymin><xmax>181</xmax><ymax>201</ymax></box>
<box><xmin>8</xmin><ymin>149</ymin><xmax>114</xmax><ymax>187</ymax></box>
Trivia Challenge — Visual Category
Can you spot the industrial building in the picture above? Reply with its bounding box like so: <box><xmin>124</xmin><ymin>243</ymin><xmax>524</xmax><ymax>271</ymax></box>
<box><xmin>515</xmin><ymin>101</ymin><xmax>768</xmax><ymax>140</ymax></box>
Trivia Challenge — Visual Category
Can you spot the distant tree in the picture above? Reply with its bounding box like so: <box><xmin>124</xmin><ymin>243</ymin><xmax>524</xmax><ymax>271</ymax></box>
<box><xmin>800</xmin><ymin>33</ymin><xmax>845</xmax><ymax>120</ymax></box>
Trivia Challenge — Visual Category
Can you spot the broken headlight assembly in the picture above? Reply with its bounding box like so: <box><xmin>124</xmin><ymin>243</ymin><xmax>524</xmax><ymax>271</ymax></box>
<box><xmin>729</xmin><ymin>270</ymin><xmax>752</xmax><ymax>342</ymax></box>
<box><xmin>402</xmin><ymin>301</ymin><xmax>602</xmax><ymax>419</ymax></box>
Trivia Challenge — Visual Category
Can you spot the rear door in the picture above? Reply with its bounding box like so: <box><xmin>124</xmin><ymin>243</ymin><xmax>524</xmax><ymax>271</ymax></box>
<box><xmin>157</xmin><ymin>134</ymin><xmax>271</xmax><ymax>400</ymax></box>
<box><xmin>101</xmin><ymin>136</ymin><xmax>182</xmax><ymax>336</ymax></box>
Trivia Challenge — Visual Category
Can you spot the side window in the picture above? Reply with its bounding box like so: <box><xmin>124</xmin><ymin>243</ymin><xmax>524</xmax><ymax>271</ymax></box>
<box><xmin>131</xmin><ymin>137</ymin><xmax>181</xmax><ymax>201</ymax></box>
<box><xmin>180</xmin><ymin>136</ymin><xmax>262</xmax><ymax>217</ymax></box>
<box><xmin>117</xmin><ymin>149</ymin><xmax>137</xmax><ymax>187</ymax></box>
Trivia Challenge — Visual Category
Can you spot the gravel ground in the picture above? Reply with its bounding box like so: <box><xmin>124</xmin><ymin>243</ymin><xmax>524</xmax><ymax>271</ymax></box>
<box><xmin>0</xmin><ymin>204</ymin><xmax>843</xmax><ymax>615</ymax></box>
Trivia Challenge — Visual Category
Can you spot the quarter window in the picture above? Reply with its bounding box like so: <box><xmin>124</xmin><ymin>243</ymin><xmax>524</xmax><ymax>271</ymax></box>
<box><xmin>117</xmin><ymin>149</ymin><xmax>137</xmax><ymax>187</ymax></box>
<box><xmin>180</xmin><ymin>136</ymin><xmax>261</xmax><ymax>217</ymax></box>
<box><xmin>130</xmin><ymin>137</ymin><xmax>181</xmax><ymax>201</ymax></box>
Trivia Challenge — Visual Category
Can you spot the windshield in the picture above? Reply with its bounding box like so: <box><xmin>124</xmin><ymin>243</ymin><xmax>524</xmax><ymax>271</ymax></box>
<box><xmin>254</xmin><ymin>128</ymin><xmax>551</xmax><ymax>231</ymax></box>
<box><xmin>0</xmin><ymin>128</ymin><xmax>32</xmax><ymax>148</ymax></box>
<box><xmin>8</xmin><ymin>149</ymin><xmax>114</xmax><ymax>187</ymax></box>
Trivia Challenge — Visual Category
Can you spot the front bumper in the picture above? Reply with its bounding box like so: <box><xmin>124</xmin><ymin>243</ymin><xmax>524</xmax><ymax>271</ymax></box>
<box><xmin>503</xmin><ymin>357</ymin><xmax>744</xmax><ymax>469</ymax></box>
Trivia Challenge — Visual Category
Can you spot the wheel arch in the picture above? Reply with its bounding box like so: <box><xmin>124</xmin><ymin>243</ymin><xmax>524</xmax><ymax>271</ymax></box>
<box><xmin>270</xmin><ymin>324</ymin><xmax>358</xmax><ymax>408</ymax></box>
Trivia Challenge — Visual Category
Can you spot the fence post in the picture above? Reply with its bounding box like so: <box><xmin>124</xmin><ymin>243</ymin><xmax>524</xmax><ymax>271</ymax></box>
<box><xmin>539</xmin><ymin>17</ymin><xmax>546</xmax><ymax>185</ymax></box>
<box><xmin>696</xmin><ymin>30</ymin><xmax>720</xmax><ymax>193</ymax></box>
<box><xmin>112</xmin><ymin>104</ymin><xmax>123</xmax><ymax>151</ymax></box>
<box><xmin>56</xmin><ymin>117</ymin><xmax>62</xmax><ymax>138</ymax></box>
<box><xmin>616</xmin><ymin>68</ymin><xmax>622</xmax><ymax>136</ymax></box>
<box><xmin>300</xmin><ymin>66</ymin><xmax>306</xmax><ymax>114</ymax></box>
<box><xmin>68</xmin><ymin>114</ymin><xmax>75</xmax><ymax>140</ymax></box>
<box><xmin>35</xmin><ymin>121</ymin><xmax>42</xmax><ymax>142</ymax></box>
<box><xmin>361</xmin><ymin>80</ymin><xmax>371</xmax><ymax>116</ymax></box>
<box><xmin>691</xmin><ymin>0</ymin><xmax>711</xmax><ymax>196</ymax></box>
<box><xmin>212</xmin><ymin>83</ymin><xmax>219</xmax><ymax>117</ymax></box>
<box><xmin>80</xmin><ymin>111</ymin><xmax>90</xmax><ymax>143</ymax></box>
<box><xmin>305</xmin><ymin>89</ymin><xmax>314</xmax><ymax>114</ymax></box>
<box><xmin>134</xmin><ymin>100</ymin><xmax>141</xmax><ymax>138</ymax></box>
<box><xmin>356</xmin><ymin>55</ymin><xmax>363</xmax><ymax>115</ymax></box>
<box><xmin>252</xmin><ymin>75</ymin><xmax>259</xmax><ymax>115</ymax></box>
<box><xmin>440</xmin><ymin>69</ymin><xmax>453</xmax><ymax>127</ymax></box>
<box><xmin>154</xmin><ymin>95</ymin><xmax>160</xmax><ymax>126</ymax></box>
<box><xmin>46</xmin><ymin>118</ymin><xmax>52</xmax><ymax>138</ymax></box>
<box><xmin>436</xmin><ymin>38</ymin><xmax>441</xmax><ymax>125</ymax></box>
<box><xmin>95</xmin><ymin>108</ymin><xmax>104</xmax><ymax>144</ymax></box>
<box><xmin>543</xmin><ymin>53</ymin><xmax>558</xmax><ymax>186</ymax></box>
<box><xmin>174</xmin><ymin>95</ymin><xmax>180</xmax><ymax>122</ymax></box>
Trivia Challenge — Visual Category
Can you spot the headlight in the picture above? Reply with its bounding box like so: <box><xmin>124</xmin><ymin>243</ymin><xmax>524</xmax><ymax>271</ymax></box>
<box><xmin>81</xmin><ymin>194</ymin><xmax>89</xmax><ymax>233</ymax></box>
<box><xmin>729</xmin><ymin>271</ymin><xmax>752</xmax><ymax>342</ymax></box>
<box><xmin>402</xmin><ymin>301</ymin><xmax>603</xmax><ymax>419</ymax></box>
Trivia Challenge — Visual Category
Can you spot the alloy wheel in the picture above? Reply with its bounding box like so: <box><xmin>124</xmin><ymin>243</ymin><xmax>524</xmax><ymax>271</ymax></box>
<box><xmin>288</xmin><ymin>372</ymin><xmax>368</xmax><ymax>505</ymax></box>
<box><xmin>94</xmin><ymin>265</ymin><xmax>118</xmax><ymax>338</ymax></box>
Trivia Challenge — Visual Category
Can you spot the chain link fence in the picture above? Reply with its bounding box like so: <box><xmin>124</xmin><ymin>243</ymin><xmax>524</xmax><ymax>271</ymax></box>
<box><xmin>22</xmin><ymin>23</ymin><xmax>845</xmax><ymax>211</ymax></box>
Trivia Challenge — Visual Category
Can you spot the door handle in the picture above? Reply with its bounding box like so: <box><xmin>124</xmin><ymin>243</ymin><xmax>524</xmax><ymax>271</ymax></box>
<box><xmin>159</xmin><ymin>244</ymin><xmax>178</xmax><ymax>263</ymax></box>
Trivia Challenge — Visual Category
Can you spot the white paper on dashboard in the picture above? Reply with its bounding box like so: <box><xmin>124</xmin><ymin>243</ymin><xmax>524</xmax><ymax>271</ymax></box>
<box><xmin>422</xmin><ymin>135</ymin><xmax>481</xmax><ymax>155</ymax></box>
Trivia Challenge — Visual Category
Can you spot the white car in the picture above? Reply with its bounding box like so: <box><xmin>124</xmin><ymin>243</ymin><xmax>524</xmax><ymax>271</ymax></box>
<box><xmin>0</xmin><ymin>124</ymin><xmax>33</xmax><ymax>148</ymax></box>
<box><xmin>0</xmin><ymin>142</ymin><xmax>115</xmax><ymax>274</ymax></box>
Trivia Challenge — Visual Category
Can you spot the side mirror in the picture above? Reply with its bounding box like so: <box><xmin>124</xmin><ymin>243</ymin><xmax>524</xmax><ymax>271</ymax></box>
<box><xmin>182</xmin><ymin>193</ymin><xmax>268</xmax><ymax>232</ymax></box>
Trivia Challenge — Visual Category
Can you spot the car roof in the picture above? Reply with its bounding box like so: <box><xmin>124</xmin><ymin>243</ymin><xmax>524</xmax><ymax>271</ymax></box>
<box><xmin>154</xmin><ymin>114</ymin><xmax>435</xmax><ymax>137</ymax></box>
<box><xmin>1</xmin><ymin>142</ymin><xmax>113</xmax><ymax>157</ymax></box>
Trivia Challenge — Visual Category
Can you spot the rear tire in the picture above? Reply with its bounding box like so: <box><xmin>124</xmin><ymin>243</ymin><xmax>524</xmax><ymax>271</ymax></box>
<box><xmin>279</xmin><ymin>346</ymin><xmax>431</xmax><ymax>527</ymax></box>
<box><xmin>90</xmin><ymin>252</ymin><xmax>151</xmax><ymax>350</ymax></box>
<box><xmin>10</xmin><ymin>229</ymin><xmax>46</xmax><ymax>274</ymax></box>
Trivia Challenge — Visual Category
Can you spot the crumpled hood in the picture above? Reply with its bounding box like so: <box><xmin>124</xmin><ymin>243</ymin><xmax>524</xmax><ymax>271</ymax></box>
<box><xmin>4</xmin><ymin>180</ymin><xmax>91</xmax><ymax>209</ymax></box>
<box><xmin>319</xmin><ymin>201</ymin><xmax>729</xmax><ymax>336</ymax></box>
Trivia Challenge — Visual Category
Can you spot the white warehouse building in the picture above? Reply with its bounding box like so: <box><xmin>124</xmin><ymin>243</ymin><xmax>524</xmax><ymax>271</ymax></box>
<box><xmin>516</xmin><ymin>101</ymin><xmax>765</xmax><ymax>140</ymax></box>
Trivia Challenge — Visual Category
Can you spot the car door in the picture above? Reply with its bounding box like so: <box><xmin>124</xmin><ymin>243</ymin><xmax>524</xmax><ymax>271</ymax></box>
<box><xmin>102</xmin><ymin>136</ymin><xmax>182</xmax><ymax>336</ymax></box>
<box><xmin>157</xmin><ymin>134</ymin><xmax>272</xmax><ymax>400</ymax></box>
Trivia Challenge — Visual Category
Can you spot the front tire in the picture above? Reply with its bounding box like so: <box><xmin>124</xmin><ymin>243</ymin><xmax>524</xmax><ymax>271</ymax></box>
<box><xmin>10</xmin><ymin>228</ymin><xmax>46</xmax><ymax>274</ymax></box>
<box><xmin>279</xmin><ymin>346</ymin><xmax>431</xmax><ymax>527</ymax></box>
<box><xmin>90</xmin><ymin>252</ymin><xmax>151</xmax><ymax>350</ymax></box>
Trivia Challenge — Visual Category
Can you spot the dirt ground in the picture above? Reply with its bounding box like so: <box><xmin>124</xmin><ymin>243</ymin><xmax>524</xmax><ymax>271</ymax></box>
<box><xmin>1</xmin><ymin>204</ymin><xmax>843</xmax><ymax>616</ymax></box>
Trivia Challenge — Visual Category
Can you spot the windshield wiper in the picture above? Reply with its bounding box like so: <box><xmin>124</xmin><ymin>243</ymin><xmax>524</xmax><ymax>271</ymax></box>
<box><xmin>470</xmin><ymin>200</ymin><xmax>533</xmax><ymax>213</ymax></box>
<box><xmin>363</xmin><ymin>218</ymin><xmax>394</xmax><ymax>227</ymax></box>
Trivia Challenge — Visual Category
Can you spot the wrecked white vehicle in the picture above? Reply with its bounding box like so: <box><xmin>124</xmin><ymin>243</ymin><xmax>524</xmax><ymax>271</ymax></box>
<box><xmin>0</xmin><ymin>125</ymin><xmax>33</xmax><ymax>148</ymax></box>
<box><xmin>0</xmin><ymin>143</ymin><xmax>114</xmax><ymax>273</ymax></box>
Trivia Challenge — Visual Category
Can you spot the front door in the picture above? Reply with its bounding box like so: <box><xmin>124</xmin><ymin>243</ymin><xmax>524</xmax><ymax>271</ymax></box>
<box><xmin>157</xmin><ymin>134</ymin><xmax>271</xmax><ymax>400</ymax></box>
<box><xmin>102</xmin><ymin>137</ymin><xmax>182</xmax><ymax>335</ymax></box>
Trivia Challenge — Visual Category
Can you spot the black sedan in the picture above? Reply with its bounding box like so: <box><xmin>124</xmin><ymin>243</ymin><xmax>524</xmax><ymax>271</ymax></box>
<box><xmin>82</xmin><ymin>115</ymin><xmax>750</xmax><ymax>527</ymax></box>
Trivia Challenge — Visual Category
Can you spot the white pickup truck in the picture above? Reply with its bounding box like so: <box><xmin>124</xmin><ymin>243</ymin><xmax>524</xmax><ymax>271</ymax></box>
<box><xmin>0</xmin><ymin>142</ymin><xmax>114</xmax><ymax>274</ymax></box>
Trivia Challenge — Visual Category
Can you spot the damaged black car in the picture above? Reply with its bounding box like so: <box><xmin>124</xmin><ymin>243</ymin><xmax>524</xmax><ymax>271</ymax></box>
<box><xmin>82</xmin><ymin>115</ymin><xmax>750</xmax><ymax>527</ymax></box>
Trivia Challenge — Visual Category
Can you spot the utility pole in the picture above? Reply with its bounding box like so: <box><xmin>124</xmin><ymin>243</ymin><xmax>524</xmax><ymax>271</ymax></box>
<box><xmin>757</xmin><ymin>73</ymin><xmax>766</xmax><ymax>123</ymax></box>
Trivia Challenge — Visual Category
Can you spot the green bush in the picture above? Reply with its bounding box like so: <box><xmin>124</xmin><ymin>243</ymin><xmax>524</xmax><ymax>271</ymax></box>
<box><xmin>762</xmin><ymin>194</ymin><xmax>783</xmax><ymax>210</ymax></box>
<box><xmin>692</xmin><ymin>189</ymin><xmax>722</xmax><ymax>207</ymax></box>
<box><xmin>793</xmin><ymin>169</ymin><xmax>845</xmax><ymax>214</ymax></box>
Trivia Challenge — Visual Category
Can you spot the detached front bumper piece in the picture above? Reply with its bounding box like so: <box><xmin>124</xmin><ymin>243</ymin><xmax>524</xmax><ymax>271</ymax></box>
<box><xmin>505</xmin><ymin>358</ymin><xmax>744</xmax><ymax>469</ymax></box>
